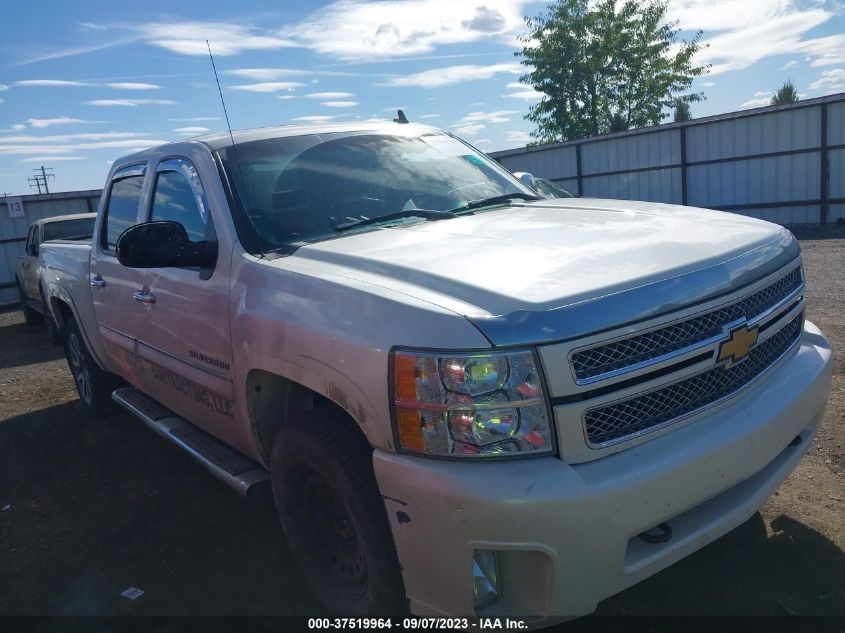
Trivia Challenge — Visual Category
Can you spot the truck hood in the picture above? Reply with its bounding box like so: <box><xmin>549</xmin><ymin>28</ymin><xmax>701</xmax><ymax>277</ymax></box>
<box><xmin>290</xmin><ymin>198</ymin><xmax>799</xmax><ymax>345</ymax></box>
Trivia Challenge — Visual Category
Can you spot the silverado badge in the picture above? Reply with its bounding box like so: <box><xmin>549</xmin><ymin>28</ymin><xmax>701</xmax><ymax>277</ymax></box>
<box><xmin>718</xmin><ymin>323</ymin><xmax>759</xmax><ymax>365</ymax></box>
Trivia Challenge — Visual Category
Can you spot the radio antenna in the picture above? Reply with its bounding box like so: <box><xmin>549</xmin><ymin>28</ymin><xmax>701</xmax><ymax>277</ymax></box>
<box><xmin>207</xmin><ymin>39</ymin><xmax>238</xmax><ymax>153</ymax></box>
<box><xmin>206</xmin><ymin>40</ymin><xmax>262</xmax><ymax>256</ymax></box>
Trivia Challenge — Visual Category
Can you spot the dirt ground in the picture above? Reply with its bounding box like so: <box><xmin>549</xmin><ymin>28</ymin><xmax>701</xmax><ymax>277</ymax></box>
<box><xmin>0</xmin><ymin>234</ymin><xmax>843</xmax><ymax>620</ymax></box>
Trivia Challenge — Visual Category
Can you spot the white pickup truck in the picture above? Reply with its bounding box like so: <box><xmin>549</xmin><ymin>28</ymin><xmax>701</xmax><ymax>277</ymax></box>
<box><xmin>14</xmin><ymin>213</ymin><xmax>95</xmax><ymax>341</ymax></box>
<box><xmin>39</xmin><ymin>122</ymin><xmax>832</xmax><ymax>621</ymax></box>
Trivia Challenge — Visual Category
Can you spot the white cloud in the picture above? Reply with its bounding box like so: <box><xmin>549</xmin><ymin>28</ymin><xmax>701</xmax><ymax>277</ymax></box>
<box><xmin>780</xmin><ymin>60</ymin><xmax>799</xmax><ymax>70</ymax></box>
<box><xmin>20</xmin><ymin>156</ymin><xmax>87</xmax><ymax>163</ymax></box>
<box><xmin>740</xmin><ymin>91</ymin><xmax>773</xmax><ymax>108</ymax></box>
<box><xmin>382</xmin><ymin>63</ymin><xmax>521</xmax><ymax>88</ymax></box>
<box><xmin>305</xmin><ymin>92</ymin><xmax>355</xmax><ymax>99</ymax></box>
<box><xmin>173</xmin><ymin>126</ymin><xmax>210</xmax><ymax>134</ymax></box>
<box><xmin>810</xmin><ymin>68</ymin><xmax>845</xmax><ymax>92</ymax></box>
<box><xmin>321</xmin><ymin>101</ymin><xmax>358</xmax><ymax>108</ymax></box>
<box><xmin>280</xmin><ymin>0</ymin><xmax>529</xmax><ymax>59</ymax></box>
<box><xmin>504</xmin><ymin>82</ymin><xmax>541</xmax><ymax>100</ymax></box>
<box><xmin>224</xmin><ymin>68</ymin><xmax>310</xmax><ymax>80</ymax></box>
<box><xmin>700</xmin><ymin>81</ymin><xmax>716</xmax><ymax>87</ymax></box>
<box><xmin>169</xmin><ymin>116</ymin><xmax>221</xmax><ymax>122</ymax></box>
<box><xmin>459</xmin><ymin>110</ymin><xmax>519</xmax><ymax>124</ymax></box>
<box><xmin>85</xmin><ymin>99</ymin><xmax>176</xmax><ymax>106</ymax></box>
<box><xmin>0</xmin><ymin>84</ymin><xmax>7</xmax><ymax>91</ymax></box>
<box><xmin>12</xmin><ymin>124</ymin><xmax>25</xmax><ymax>130</ymax></box>
<box><xmin>420</xmin><ymin>114</ymin><xmax>440</xmax><ymax>118</ymax></box>
<box><xmin>505</xmin><ymin>130</ymin><xmax>531</xmax><ymax>144</ymax></box>
<box><xmin>454</xmin><ymin>123</ymin><xmax>485</xmax><ymax>136</ymax></box>
<box><xmin>474</xmin><ymin>138</ymin><xmax>492</xmax><ymax>146</ymax></box>
<box><xmin>27</xmin><ymin>117</ymin><xmax>87</xmax><ymax>128</ymax></box>
<box><xmin>16</xmin><ymin>79</ymin><xmax>87</xmax><ymax>87</ymax></box>
<box><xmin>277</xmin><ymin>95</ymin><xmax>296</xmax><ymax>100</ymax></box>
<box><xmin>106</xmin><ymin>82</ymin><xmax>160</xmax><ymax>90</ymax></box>
<box><xmin>230</xmin><ymin>81</ymin><xmax>304</xmax><ymax>93</ymax></box>
<box><xmin>138</xmin><ymin>22</ymin><xmax>297</xmax><ymax>56</ymax></box>
<box><xmin>668</xmin><ymin>1</ymin><xmax>845</xmax><ymax>75</ymax></box>
<box><xmin>293</xmin><ymin>115</ymin><xmax>340</xmax><ymax>122</ymax></box>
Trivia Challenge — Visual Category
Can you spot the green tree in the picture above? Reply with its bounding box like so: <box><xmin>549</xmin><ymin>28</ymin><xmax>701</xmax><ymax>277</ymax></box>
<box><xmin>517</xmin><ymin>0</ymin><xmax>710</xmax><ymax>143</ymax></box>
<box><xmin>771</xmin><ymin>80</ymin><xmax>799</xmax><ymax>106</ymax></box>
<box><xmin>674</xmin><ymin>100</ymin><xmax>691</xmax><ymax>121</ymax></box>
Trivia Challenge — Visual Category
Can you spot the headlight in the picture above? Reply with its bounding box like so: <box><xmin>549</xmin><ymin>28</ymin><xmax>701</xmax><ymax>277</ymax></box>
<box><xmin>391</xmin><ymin>348</ymin><xmax>554</xmax><ymax>457</ymax></box>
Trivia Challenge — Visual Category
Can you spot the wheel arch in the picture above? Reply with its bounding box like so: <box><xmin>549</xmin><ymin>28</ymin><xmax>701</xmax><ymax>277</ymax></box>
<box><xmin>245</xmin><ymin>369</ymin><xmax>372</xmax><ymax>462</ymax></box>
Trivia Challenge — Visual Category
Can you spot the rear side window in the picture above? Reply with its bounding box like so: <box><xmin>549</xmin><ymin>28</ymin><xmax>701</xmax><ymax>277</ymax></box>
<box><xmin>43</xmin><ymin>217</ymin><xmax>96</xmax><ymax>241</ymax></box>
<box><xmin>103</xmin><ymin>175</ymin><xmax>144</xmax><ymax>250</ymax></box>
<box><xmin>150</xmin><ymin>170</ymin><xmax>208</xmax><ymax>242</ymax></box>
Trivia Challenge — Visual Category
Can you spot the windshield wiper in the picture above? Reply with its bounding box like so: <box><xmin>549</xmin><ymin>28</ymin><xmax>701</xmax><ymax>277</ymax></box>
<box><xmin>451</xmin><ymin>192</ymin><xmax>542</xmax><ymax>213</ymax></box>
<box><xmin>335</xmin><ymin>209</ymin><xmax>457</xmax><ymax>232</ymax></box>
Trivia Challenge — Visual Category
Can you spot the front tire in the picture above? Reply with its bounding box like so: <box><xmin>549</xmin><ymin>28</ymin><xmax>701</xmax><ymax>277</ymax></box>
<box><xmin>63</xmin><ymin>316</ymin><xmax>119</xmax><ymax>417</ymax></box>
<box><xmin>270</xmin><ymin>406</ymin><xmax>407</xmax><ymax>615</ymax></box>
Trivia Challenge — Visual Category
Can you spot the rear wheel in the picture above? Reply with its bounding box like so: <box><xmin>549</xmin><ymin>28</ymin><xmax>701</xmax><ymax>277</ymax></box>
<box><xmin>17</xmin><ymin>281</ymin><xmax>42</xmax><ymax>326</ymax></box>
<box><xmin>63</xmin><ymin>316</ymin><xmax>119</xmax><ymax>417</ymax></box>
<box><xmin>270</xmin><ymin>406</ymin><xmax>407</xmax><ymax>615</ymax></box>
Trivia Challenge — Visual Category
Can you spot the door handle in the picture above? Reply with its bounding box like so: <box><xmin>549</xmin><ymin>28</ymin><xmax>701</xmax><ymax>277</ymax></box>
<box><xmin>90</xmin><ymin>274</ymin><xmax>106</xmax><ymax>288</ymax></box>
<box><xmin>133</xmin><ymin>290</ymin><xmax>156</xmax><ymax>304</ymax></box>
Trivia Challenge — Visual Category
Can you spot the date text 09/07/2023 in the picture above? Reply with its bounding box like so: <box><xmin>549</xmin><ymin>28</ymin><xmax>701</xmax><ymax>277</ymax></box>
<box><xmin>307</xmin><ymin>618</ymin><xmax>529</xmax><ymax>630</ymax></box>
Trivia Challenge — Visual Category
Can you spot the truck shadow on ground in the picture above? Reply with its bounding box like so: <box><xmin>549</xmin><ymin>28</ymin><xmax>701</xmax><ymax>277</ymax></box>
<box><xmin>0</xmin><ymin>317</ymin><xmax>64</xmax><ymax>370</ymax></box>
<box><xmin>1</xmin><ymin>398</ymin><xmax>843</xmax><ymax>617</ymax></box>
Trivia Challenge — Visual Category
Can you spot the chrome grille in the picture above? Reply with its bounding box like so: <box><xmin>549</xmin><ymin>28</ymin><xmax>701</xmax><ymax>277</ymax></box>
<box><xmin>571</xmin><ymin>267</ymin><xmax>803</xmax><ymax>382</ymax></box>
<box><xmin>583</xmin><ymin>312</ymin><xmax>804</xmax><ymax>446</ymax></box>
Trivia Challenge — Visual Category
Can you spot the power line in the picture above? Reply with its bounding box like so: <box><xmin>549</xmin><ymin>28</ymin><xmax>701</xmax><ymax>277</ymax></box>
<box><xmin>27</xmin><ymin>165</ymin><xmax>54</xmax><ymax>194</ymax></box>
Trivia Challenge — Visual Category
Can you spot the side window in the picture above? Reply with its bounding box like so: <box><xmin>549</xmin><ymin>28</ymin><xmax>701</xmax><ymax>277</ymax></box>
<box><xmin>25</xmin><ymin>225</ymin><xmax>35</xmax><ymax>254</ymax></box>
<box><xmin>150</xmin><ymin>168</ymin><xmax>208</xmax><ymax>242</ymax></box>
<box><xmin>103</xmin><ymin>174</ymin><xmax>145</xmax><ymax>250</ymax></box>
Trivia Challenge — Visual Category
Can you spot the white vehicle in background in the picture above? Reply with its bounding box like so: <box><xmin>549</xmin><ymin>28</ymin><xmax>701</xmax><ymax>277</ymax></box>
<box><xmin>14</xmin><ymin>213</ymin><xmax>96</xmax><ymax>342</ymax></box>
<box><xmin>37</xmin><ymin>122</ymin><xmax>832</xmax><ymax>622</ymax></box>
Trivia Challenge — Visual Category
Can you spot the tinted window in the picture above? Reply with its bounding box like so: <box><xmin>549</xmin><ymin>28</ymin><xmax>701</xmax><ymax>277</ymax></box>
<box><xmin>43</xmin><ymin>217</ymin><xmax>96</xmax><ymax>241</ymax></box>
<box><xmin>150</xmin><ymin>170</ymin><xmax>207</xmax><ymax>242</ymax></box>
<box><xmin>104</xmin><ymin>176</ymin><xmax>144</xmax><ymax>250</ymax></box>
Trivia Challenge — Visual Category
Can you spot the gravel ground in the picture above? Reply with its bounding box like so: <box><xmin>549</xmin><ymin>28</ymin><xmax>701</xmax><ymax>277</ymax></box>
<box><xmin>0</xmin><ymin>234</ymin><xmax>842</xmax><ymax>620</ymax></box>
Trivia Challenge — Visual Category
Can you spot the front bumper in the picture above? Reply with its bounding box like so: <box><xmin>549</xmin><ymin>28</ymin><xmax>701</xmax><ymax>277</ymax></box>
<box><xmin>374</xmin><ymin>321</ymin><xmax>832</xmax><ymax>620</ymax></box>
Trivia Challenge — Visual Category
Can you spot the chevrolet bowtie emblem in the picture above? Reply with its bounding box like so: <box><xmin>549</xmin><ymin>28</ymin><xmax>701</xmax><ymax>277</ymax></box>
<box><xmin>718</xmin><ymin>324</ymin><xmax>759</xmax><ymax>365</ymax></box>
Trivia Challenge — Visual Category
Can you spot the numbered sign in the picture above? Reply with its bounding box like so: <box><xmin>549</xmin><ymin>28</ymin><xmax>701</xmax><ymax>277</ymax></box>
<box><xmin>6</xmin><ymin>197</ymin><xmax>24</xmax><ymax>218</ymax></box>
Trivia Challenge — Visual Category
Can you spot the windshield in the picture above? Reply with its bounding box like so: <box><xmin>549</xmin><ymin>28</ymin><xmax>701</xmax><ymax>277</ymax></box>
<box><xmin>534</xmin><ymin>178</ymin><xmax>576</xmax><ymax>199</ymax></box>
<box><xmin>217</xmin><ymin>130</ymin><xmax>535</xmax><ymax>253</ymax></box>
<box><xmin>42</xmin><ymin>217</ymin><xmax>95</xmax><ymax>241</ymax></box>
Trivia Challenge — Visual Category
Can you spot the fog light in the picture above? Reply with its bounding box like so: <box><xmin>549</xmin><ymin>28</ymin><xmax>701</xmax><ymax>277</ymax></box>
<box><xmin>472</xmin><ymin>550</ymin><xmax>501</xmax><ymax>610</ymax></box>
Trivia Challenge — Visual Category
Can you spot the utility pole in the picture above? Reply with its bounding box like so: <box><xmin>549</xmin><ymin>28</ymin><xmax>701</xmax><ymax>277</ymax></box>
<box><xmin>27</xmin><ymin>165</ymin><xmax>54</xmax><ymax>194</ymax></box>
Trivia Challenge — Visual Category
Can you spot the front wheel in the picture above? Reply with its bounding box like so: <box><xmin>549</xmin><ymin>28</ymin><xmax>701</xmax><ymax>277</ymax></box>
<box><xmin>270</xmin><ymin>406</ymin><xmax>407</xmax><ymax>615</ymax></box>
<box><xmin>63</xmin><ymin>316</ymin><xmax>119</xmax><ymax>417</ymax></box>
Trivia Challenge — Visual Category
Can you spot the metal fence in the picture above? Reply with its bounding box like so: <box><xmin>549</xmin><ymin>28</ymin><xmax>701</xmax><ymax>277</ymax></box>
<box><xmin>491</xmin><ymin>92</ymin><xmax>845</xmax><ymax>227</ymax></box>
<box><xmin>1</xmin><ymin>189</ymin><xmax>102</xmax><ymax>305</ymax></box>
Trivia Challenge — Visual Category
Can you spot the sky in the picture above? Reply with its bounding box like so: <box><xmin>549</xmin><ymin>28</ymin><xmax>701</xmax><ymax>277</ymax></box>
<box><xmin>1</xmin><ymin>0</ymin><xmax>844</xmax><ymax>195</ymax></box>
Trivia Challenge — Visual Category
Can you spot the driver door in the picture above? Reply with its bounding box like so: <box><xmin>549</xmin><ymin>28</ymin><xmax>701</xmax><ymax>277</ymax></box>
<box><xmin>131</xmin><ymin>158</ymin><xmax>237</xmax><ymax>445</ymax></box>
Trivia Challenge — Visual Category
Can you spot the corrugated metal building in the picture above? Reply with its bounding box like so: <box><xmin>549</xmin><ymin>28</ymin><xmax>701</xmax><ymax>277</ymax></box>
<box><xmin>491</xmin><ymin>92</ymin><xmax>845</xmax><ymax>227</ymax></box>
<box><xmin>1</xmin><ymin>189</ymin><xmax>101</xmax><ymax>305</ymax></box>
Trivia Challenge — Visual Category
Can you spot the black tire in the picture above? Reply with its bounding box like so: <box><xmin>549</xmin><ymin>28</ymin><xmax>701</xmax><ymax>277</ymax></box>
<box><xmin>17</xmin><ymin>281</ymin><xmax>42</xmax><ymax>326</ymax></box>
<box><xmin>270</xmin><ymin>406</ymin><xmax>407</xmax><ymax>615</ymax></box>
<box><xmin>63</xmin><ymin>316</ymin><xmax>119</xmax><ymax>417</ymax></box>
<box><xmin>41</xmin><ymin>287</ymin><xmax>60</xmax><ymax>345</ymax></box>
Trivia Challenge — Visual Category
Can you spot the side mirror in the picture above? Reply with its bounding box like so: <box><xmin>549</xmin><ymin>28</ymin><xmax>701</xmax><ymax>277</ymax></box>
<box><xmin>116</xmin><ymin>221</ymin><xmax>216</xmax><ymax>269</ymax></box>
<box><xmin>514</xmin><ymin>171</ymin><xmax>537</xmax><ymax>190</ymax></box>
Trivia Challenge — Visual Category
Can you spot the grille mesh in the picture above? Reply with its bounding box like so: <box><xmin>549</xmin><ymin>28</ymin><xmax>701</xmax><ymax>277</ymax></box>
<box><xmin>583</xmin><ymin>312</ymin><xmax>803</xmax><ymax>446</ymax></box>
<box><xmin>571</xmin><ymin>267</ymin><xmax>803</xmax><ymax>381</ymax></box>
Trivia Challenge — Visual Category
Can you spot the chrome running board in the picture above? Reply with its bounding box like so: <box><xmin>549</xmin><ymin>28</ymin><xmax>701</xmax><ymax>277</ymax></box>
<box><xmin>112</xmin><ymin>387</ymin><xmax>269</xmax><ymax>497</ymax></box>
